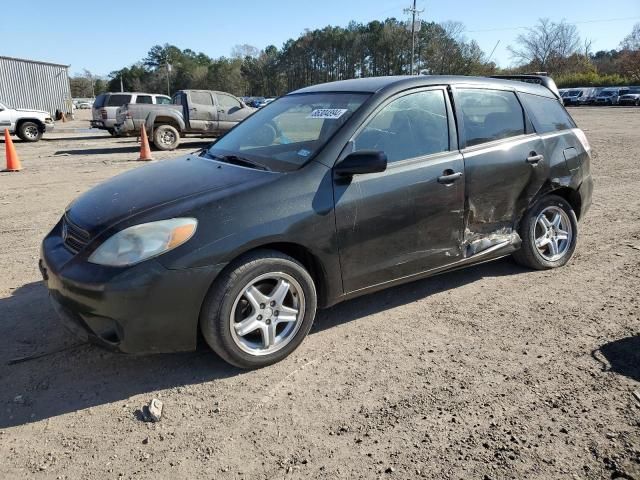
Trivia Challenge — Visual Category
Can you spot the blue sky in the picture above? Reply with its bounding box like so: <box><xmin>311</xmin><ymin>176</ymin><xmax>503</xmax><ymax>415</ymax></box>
<box><xmin>4</xmin><ymin>0</ymin><xmax>639</xmax><ymax>76</ymax></box>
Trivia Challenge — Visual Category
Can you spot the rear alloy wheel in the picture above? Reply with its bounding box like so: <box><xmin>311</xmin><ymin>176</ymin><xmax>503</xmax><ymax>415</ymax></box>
<box><xmin>17</xmin><ymin>121</ymin><xmax>42</xmax><ymax>142</ymax></box>
<box><xmin>153</xmin><ymin>124</ymin><xmax>180</xmax><ymax>151</ymax></box>
<box><xmin>513</xmin><ymin>195</ymin><xmax>578</xmax><ymax>270</ymax></box>
<box><xmin>200</xmin><ymin>250</ymin><xmax>317</xmax><ymax>369</ymax></box>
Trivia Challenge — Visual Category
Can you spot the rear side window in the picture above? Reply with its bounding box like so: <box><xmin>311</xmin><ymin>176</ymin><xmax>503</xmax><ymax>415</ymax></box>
<box><xmin>93</xmin><ymin>94</ymin><xmax>107</xmax><ymax>108</ymax></box>
<box><xmin>520</xmin><ymin>93</ymin><xmax>576</xmax><ymax>133</ymax></box>
<box><xmin>354</xmin><ymin>89</ymin><xmax>450</xmax><ymax>163</ymax></box>
<box><xmin>457</xmin><ymin>89</ymin><xmax>525</xmax><ymax>147</ymax></box>
<box><xmin>136</xmin><ymin>95</ymin><xmax>153</xmax><ymax>104</ymax></box>
<box><xmin>217</xmin><ymin>93</ymin><xmax>242</xmax><ymax>110</ymax></box>
<box><xmin>107</xmin><ymin>94</ymin><xmax>132</xmax><ymax>107</ymax></box>
<box><xmin>156</xmin><ymin>96</ymin><xmax>172</xmax><ymax>104</ymax></box>
<box><xmin>190</xmin><ymin>91</ymin><xmax>213</xmax><ymax>106</ymax></box>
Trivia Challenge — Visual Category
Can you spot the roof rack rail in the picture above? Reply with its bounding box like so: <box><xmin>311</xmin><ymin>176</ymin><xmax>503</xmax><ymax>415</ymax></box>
<box><xmin>490</xmin><ymin>74</ymin><xmax>561</xmax><ymax>101</ymax></box>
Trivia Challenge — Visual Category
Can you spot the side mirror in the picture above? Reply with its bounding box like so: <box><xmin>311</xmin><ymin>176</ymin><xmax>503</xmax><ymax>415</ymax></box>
<box><xmin>335</xmin><ymin>150</ymin><xmax>387</xmax><ymax>177</ymax></box>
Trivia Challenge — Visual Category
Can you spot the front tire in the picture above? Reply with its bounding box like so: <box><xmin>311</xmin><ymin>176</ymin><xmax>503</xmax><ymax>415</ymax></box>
<box><xmin>513</xmin><ymin>195</ymin><xmax>578</xmax><ymax>270</ymax></box>
<box><xmin>153</xmin><ymin>124</ymin><xmax>180</xmax><ymax>150</ymax></box>
<box><xmin>17</xmin><ymin>121</ymin><xmax>42</xmax><ymax>142</ymax></box>
<box><xmin>200</xmin><ymin>250</ymin><xmax>318</xmax><ymax>369</ymax></box>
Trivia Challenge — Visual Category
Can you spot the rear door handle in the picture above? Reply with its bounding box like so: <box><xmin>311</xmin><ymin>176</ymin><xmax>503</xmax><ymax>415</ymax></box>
<box><xmin>526</xmin><ymin>154</ymin><xmax>544</xmax><ymax>164</ymax></box>
<box><xmin>437</xmin><ymin>171</ymin><xmax>463</xmax><ymax>184</ymax></box>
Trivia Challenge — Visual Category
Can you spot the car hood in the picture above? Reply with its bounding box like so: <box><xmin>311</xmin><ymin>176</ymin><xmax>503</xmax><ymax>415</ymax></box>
<box><xmin>66</xmin><ymin>153</ymin><xmax>275</xmax><ymax>236</ymax></box>
<box><xmin>14</xmin><ymin>108</ymin><xmax>50</xmax><ymax>115</ymax></box>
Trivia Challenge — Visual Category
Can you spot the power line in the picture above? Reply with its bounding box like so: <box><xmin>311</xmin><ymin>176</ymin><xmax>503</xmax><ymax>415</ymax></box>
<box><xmin>465</xmin><ymin>15</ymin><xmax>640</xmax><ymax>33</ymax></box>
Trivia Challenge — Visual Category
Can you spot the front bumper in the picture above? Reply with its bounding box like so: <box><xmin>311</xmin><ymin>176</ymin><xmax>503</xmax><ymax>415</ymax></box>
<box><xmin>39</xmin><ymin>220</ymin><xmax>223</xmax><ymax>354</ymax></box>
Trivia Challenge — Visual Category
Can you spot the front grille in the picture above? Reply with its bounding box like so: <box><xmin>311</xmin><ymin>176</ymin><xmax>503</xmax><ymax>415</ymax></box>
<box><xmin>62</xmin><ymin>216</ymin><xmax>90</xmax><ymax>253</ymax></box>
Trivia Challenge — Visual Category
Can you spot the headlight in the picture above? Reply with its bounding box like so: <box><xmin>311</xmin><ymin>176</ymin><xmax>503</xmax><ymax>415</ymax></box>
<box><xmin>88</xmin><ymin>218</ymin><xmax>197</xmax><ymax>267</ymax></box>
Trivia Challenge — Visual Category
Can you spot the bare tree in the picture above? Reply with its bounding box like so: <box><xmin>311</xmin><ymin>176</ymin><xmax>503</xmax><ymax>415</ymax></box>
<box><xmin>508</xmin><ymin>18</ymin><xmax>581</xmax><ymax>73</ymax></box>
<box><xmin>620</xmin><ymin>23</ymin><xmax>640</xmax><ymax>51</ymax></box>
<box><xmin>231</xmin><ymin>44</ymin><xmax>260</xmax><ymax>59</ymax></box>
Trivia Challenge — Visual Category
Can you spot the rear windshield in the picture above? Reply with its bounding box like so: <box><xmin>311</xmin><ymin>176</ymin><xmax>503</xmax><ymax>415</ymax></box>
<box><xmin>106</xmin><ymin>94</ymin><xmax>132</xmax><ymax>107</ymax></box>
<box><xmin>520</xmin><ymin>93</ymin><xmax>576</xmax><ymax>134</ymax></box>
<box><xmin>93</xmin><ymin>94</ymin><xmax>107</xmax><ymax>108</ymax></box>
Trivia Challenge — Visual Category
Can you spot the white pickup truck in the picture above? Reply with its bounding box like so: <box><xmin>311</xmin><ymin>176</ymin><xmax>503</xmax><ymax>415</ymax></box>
<box><xmin>0</xmin><ymin>101</ymin><xmax>54</xmax><ymax>142</ymax></box>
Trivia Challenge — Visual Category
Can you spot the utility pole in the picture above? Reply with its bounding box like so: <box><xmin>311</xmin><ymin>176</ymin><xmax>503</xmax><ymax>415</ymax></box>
<box><xmin>404</xmin><ymin>0</ymin><xmax>424</xmax><ymax>75</ymax></box>
<box><xmin>166</xmin><ymin>63</ymin><xmax>171</xmax><ymax>96</ymax></box>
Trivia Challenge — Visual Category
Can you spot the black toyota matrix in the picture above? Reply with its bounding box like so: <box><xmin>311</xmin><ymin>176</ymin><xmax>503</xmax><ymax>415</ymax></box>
<box><xmin>40</xmin><ymin>75</ymin><xmax>593</xmax><ymax>368</ymax></box>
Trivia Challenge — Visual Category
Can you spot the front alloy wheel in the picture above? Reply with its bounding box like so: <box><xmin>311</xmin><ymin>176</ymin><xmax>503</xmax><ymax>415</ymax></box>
<box><xmin>230</xmin><ymin>273</ymin><xmax>305</xmax><ymax>356</ymax></box>
<box><xmin>200</xmin><ymin>250</ymin><xmax>317</xmax><ymax>369</ymax></box>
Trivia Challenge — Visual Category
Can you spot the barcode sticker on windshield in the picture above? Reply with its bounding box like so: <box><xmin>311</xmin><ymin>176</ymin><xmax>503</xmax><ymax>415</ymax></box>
<box><xmin>307</xmin><ymin>108</ymin><xmax>348</xmax><ymax>119</ymax></box>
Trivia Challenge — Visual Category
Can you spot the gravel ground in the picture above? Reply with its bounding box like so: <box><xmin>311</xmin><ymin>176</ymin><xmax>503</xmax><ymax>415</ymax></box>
<box><xmin>0</xmin><ymin>107</ymin><xmax>638</xmax><ymax>480</ymax></box>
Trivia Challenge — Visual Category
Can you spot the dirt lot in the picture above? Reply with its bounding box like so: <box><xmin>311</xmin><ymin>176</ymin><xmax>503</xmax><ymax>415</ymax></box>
<box><xmin>0</xmin><ymin>107</ymin><xmax>639</xmax><ymax>480</ymax></box>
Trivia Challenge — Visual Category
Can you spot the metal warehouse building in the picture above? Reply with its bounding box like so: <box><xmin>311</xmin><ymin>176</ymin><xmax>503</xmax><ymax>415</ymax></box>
<box><xmin>0</xmin><ymin>56</ymin><xmax>72</xmax><ymax>116</ymax></box>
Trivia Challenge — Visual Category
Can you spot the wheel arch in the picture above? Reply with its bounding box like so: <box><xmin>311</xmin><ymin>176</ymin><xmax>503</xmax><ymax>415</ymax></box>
<box><xmin>153</xmin><ymin>116</ymin><xmax>183</xmax><ymax>131</ymax></box>
<box><xmin>16</xmin><ymin>117</ymin><xmax>44</xmax><ymax>130</ymax></box>
<box><xmin>543</xmin><ymin>186</ymin><xmax>583</xmax><ymax>220</ymax></box>
<box><xmin>203</xmin><ymin>241</ymin><xmax>331</xmax><ymax>310</ymax></box>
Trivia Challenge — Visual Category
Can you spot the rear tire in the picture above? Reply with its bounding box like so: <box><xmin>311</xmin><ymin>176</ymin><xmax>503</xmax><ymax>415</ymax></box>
<box><xmin>17</xmin><ymin>121</ymin><xmax>42</xmax><ymax>142</ymax></box>
<box><xmin>512</xmin><ymin>195</ymin><xmax>578</xmax><ymax>270</ymax></box>
<box><xmin>153</xmin><ymin>124</ymin><xmax>180</xmax><ymax>150</ymax></box>
<box><xmin>200</xmin><ymin>250</ymin><xmax>317</xmax><ymax>369</ymax></box>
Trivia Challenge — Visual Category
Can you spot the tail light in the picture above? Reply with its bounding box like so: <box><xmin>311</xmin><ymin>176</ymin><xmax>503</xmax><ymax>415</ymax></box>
<box><xmin>573</xmin><ymin>128</ymin><xmax>591</xmax><ymax>152</ymax></box>
<box><xmin>100</xmin><ymin>109</ymin><xmax>107</xmax><ymax>119</ymax></box>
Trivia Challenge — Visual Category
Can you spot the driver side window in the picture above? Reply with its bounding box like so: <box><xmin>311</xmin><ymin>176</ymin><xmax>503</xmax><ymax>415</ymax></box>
<box><xmin>353</xmin><ymin>90</ymin><xmax>450</xmax><ymax>163</ymax></box>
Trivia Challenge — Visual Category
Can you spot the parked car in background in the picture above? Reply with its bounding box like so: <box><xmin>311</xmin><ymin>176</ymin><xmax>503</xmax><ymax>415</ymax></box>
<box><xmin>595</xmin><ymin>88</ymin><xmax>625</xmax><ymax>106</ymax></box>
<box><xmin>41</xmin><ymin>74</ymin><xmax>592</xmax><ymax>369</ymax></box>
<box><xmin>77</xmin><ymin>102</ymin><xmax>93</xmax><ymax>109</ymax></box>
<box><xmin>91</xmin><ymin>92</ymin><xmax>171</xmax><ymax>135</ymax></box>
<box><xmin>114</xmin><ymin>90</ymin><xmax>255</xmax><ymax>150</ymax></box>
<box><xmin>247</xmin><ymin>97</ymin><xmax>266</xmax><ymax>108</ymax></box>
<box><xmin>576</xmin><ymin>87</ymin><xmax>601</xmax><ymax>106</ymax></box>
<box><xmin>562</xmin><ymin>89</ymin><xmax>585</xmax><ymax>106</ymax></box>
<box><xmin>618</xmin><ymin>87</ymin><xmax>640</xmax><ymax>106</ymax></box>
<box><xmin>0</xmin><ymin>100</ymin><xmax>54</xmax><ymax>142</ymax></box>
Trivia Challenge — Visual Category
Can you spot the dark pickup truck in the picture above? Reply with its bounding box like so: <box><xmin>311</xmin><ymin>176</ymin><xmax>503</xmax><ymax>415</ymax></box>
<box><xmin>114</xmin><ymin>90</ymin><xmax>256</xmax><ymax>150</ymax></box>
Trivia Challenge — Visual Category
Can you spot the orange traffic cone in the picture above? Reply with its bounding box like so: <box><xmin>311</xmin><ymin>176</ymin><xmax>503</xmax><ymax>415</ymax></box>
<box><xmin>138</xmin><ymin>122</ymin><xmax>153</xmax><ymax>161</ymax></box>
<box><xmin>3</xmin><ymin>129</ymin><xmax>22</xmax><ymax>172</ymax></box>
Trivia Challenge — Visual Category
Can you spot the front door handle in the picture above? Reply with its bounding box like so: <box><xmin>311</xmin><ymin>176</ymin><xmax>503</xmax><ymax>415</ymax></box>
<box><xmin>437</xmin><ymin>171</ymin><xmax>463</xmax><ymax>184</ymax></box>
<box><xmin>526</xmin><ymin>154</ymin><xmax>544</xmax><ymax>164</ymax></box>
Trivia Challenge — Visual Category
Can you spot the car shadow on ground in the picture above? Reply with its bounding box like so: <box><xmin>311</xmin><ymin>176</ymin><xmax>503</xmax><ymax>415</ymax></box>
<box><xmin>0</xmin><ymin>258</ymin><xmax>527</xmax><ymax>428</ymax></box>
<box><xmin>594</xmin><ymin>335</ymin><xmax>640</xmax><ymax>383</ymax></box>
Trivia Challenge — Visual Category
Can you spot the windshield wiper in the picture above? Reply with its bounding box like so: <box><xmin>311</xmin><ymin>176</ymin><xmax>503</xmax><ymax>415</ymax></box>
<box><xmin>199</xmin><ymin>151</ymin><xmax>270</xmax><ymax>171</ymax></box>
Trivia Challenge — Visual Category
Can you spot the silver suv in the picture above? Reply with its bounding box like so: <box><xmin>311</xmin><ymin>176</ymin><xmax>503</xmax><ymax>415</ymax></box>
<box><xmin>91</xmin><ymin>92</ymin><xmax>171</xmax><ymax>135</ymax></box>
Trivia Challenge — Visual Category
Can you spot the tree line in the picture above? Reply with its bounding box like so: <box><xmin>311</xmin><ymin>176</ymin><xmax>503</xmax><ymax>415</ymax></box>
<box><xmin>69</xmin><ymin>18</ymin><xmax>640</xmax><ymax>98</ymax></box>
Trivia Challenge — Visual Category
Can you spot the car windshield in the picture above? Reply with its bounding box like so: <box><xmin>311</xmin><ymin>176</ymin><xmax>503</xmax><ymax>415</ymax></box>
<box><xmin>568</xmin><ymin>90</ymin><xmax>582</xmax><ymax>96</ymax></box>
<box><xmin>601</xmin><ymin>91</ymin><xmax>615</xmax><ymax>97</ymax></box>
<box><xmin>206</xmin><ymin>92</ymin><xmax>370</xmax><ymax>171</ymax></box>
<box><xmin>0</xmin><ymin>100</ymin><xmax>11</xmax><ymax>109</ymax></box>
<box><xmin>626</xmin><ymin>88</ymin><xmax>640</xmax><ymax>94</ymax></box>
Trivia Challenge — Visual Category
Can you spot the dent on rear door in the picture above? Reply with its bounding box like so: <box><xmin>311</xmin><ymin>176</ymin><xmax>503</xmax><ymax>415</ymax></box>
<box><xmin>461</xmin><ymin>135</ymin><xmax>548</xmax><ymax>256</ymax></box>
